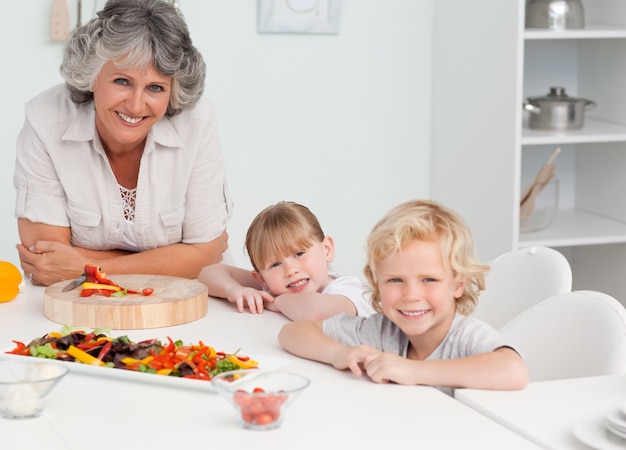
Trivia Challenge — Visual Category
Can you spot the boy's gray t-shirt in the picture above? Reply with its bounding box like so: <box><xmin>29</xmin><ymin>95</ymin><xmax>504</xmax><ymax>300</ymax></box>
<box><xmin>322</xmin><ymin>312</ymin><xmax>516</xmax><ymax>396</ymax></box>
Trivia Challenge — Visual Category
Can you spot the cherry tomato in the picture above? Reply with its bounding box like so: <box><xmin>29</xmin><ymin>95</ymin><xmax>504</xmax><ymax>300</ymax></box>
<box><xmin>254</xmin><ymin>412</ymin><xmax>276</xmax><ymax>425</ymax></box>
<box><xmin>262</xmin><ymin>395</ymin><xmax>284</xmax><ymax>412</ymax></box>
<box><xmin>253</xmin><ymin>387</ymin><xmax>265</xmax><ymax>393</ymax></box>
<box><xmin>233</xmin><ymin>390</ymin><xmax>251</xmax><ymax>407</ymax></box>
<box><xmin>240</xmin><ymin>410</ymin><xmax>255</xmax><ymax>423</ymax></box>
<box><xmin>248</xmin><ymin>399</ymin><xmax>266</xmax><ymax>416</ymax></box>
<box><xmin>142</xmin><ymin>288</ymin><xmax>154</xmax><ymax>296</ymax></box>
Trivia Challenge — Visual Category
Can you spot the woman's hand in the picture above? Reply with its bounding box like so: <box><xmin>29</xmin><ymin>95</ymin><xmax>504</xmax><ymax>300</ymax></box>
<box><xmin>16</xmin><ymin>241</ymin><xmax>87</xmax><ymax>286</ymax></box>
<box><xmin>16</xmin><ymin>218</ymin><xmax>86</xmax><ymax>285</ymax></box>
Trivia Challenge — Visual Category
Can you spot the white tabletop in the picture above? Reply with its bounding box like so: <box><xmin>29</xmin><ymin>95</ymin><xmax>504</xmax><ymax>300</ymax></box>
<box><xmin>457</xmin><ymin>375</ymin><xmax>626</xmax><ymax>449</ymax></box>
<box><xmin>0</xmin><ymin>284</ymin><xmax>539</xmax><ymax>450</ymax></box>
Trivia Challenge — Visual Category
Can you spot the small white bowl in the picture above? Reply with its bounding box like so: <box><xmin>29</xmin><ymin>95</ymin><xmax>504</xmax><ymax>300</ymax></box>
<box><xmin>211</xmin><ymin>369</ymin><xmax>310</xmax><ymax>430</ymax></box>
<box><xmin>0</xmin><ymin>360</ymin><xmax>69</xmax><ymax>419</ymax></box>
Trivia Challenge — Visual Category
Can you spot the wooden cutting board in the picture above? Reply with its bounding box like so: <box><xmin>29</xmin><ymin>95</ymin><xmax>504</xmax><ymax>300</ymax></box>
<box><xmin>44</xmin><ymin>275</ymin><xmax>208</xmax><ymax>330</ymax></box>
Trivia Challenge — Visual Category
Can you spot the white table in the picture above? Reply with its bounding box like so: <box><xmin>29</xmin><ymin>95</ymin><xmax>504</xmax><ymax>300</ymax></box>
<box><xmin>457</xmin><ymin>375</ymin><xmax>626</xmax><ymax>449</ymax></box>
<box><xmin>0</xmin><ymin>284</ymin><xmax>539</xmax><ymax>450</ymax></box>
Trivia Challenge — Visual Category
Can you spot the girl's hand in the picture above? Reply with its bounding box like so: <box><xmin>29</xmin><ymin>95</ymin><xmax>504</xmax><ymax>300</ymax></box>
<box><xmin>226</xmin><ymin>286</ymin><xmax>274</xmax><ymax>314</ymax></box>
<box><xmin>362</xmin><ymin>352</ymin><xmax>418</xmax><ymax>385</ymax></box>
<box><xmin>331</xmin><ymin>345</ymin><xmax>380</xmax><ymax>376</ymax></box>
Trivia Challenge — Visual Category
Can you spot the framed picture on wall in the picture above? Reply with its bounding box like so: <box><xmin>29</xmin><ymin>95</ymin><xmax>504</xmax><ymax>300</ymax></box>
<box><xmin>257</xmin><ymin>0</ymin><xmax>342</xmax><ymax>34</ymax></box>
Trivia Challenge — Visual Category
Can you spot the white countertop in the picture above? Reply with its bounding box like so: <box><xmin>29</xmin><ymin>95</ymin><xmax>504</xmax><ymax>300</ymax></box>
<box><xmin>0</xmin><ymin>284</ymin><xmax>539</xmax><ymax>450</ymax></box>
<box><xmin>457</xmin><ymin>374</ymin><xmax>626</xmax><ymax>449</ymax></box>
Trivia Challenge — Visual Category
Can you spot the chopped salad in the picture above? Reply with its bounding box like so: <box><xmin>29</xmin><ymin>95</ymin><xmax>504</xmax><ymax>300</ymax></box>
<box><xmin>6</xmin><ymin>326</ymin><xmax>258</xmax><ymax>381</ymax></box>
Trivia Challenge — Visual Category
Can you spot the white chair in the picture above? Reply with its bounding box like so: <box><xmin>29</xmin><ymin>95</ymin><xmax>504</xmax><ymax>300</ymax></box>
<box><xmin>499</xmin><ymin>290</ymin><xmax>626</xmax><ymax>382</ymax></box>
<box><xmin>473</xmin><ymin>246</ymin><xmax>572</xmax><ymax>329</ymax></box>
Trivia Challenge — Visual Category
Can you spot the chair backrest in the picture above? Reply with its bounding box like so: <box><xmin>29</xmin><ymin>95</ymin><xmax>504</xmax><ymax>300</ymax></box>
<box><xmin>473</xmin><ymin>246</ymin><xmax>572</xmax><ymax>329</ymax></box>
<box><xmin>499</xmin><ymin>290</ymin><xmax>626</xmax><ymax>382</ymax></box>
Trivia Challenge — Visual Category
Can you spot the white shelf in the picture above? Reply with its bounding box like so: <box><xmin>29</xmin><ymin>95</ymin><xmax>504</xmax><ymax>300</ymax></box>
<box><xmin>519</xmin><ymin>209</ymin><xmax>626</xmax><ymax>247</ymax></box>
<box><xmin>521</xmin><ymin>118</ymin><xmax>626</xmax><ymax>145</ymax></box>
<box><xmin>524</xmin><ymin>23</ymin><xmax>626</xmax><ymax>40</ymax></box>
<box><xmin>431</xmin><ymin>0</ymin><xmax>626</xmax><ymax>299</ymax></box>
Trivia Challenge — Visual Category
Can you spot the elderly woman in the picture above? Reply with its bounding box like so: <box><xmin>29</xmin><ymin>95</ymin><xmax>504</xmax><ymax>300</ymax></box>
<box><xmin>14</xmin><ymin>0</ymin><xmax>232</xmax><ymax>286</ymax></box>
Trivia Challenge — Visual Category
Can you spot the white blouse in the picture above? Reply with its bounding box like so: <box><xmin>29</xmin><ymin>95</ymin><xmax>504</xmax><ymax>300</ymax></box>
<box><xmin>14</xmin><ymin>84</ymin><xmax>232</xmax><ymax>251</ymax></box>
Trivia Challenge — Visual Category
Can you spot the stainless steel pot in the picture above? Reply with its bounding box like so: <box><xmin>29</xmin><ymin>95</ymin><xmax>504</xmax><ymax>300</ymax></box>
<box><xmin>525</xmin><ymin>0</ymin><xmax>585</xmax><ymax>30</ymax></box>
<box><xmin>523</xmin><ymin>87</ymin><xmax>596</xmax><ymax>131</ymax></box>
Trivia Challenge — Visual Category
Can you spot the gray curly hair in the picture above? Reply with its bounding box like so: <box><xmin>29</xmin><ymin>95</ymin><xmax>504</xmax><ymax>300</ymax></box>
<box><xmin>60</xmin><ymin>0</ymin><xmax>205</xmax><ymax>116</ymax></box>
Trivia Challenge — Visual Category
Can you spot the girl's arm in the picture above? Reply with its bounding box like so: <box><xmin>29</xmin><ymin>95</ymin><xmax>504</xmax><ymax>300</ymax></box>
<box><xmin>198</xmin><ymin>264</ymin><xmax>261</xmax><ymax>298</ymax></box>
<box><xmin>198</xmin><ymin>263</ymin><xmax>273</xmax><ymax>313</ymax></box>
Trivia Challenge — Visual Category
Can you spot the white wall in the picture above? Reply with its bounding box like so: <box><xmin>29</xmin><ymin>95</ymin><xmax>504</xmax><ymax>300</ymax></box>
<box><xmin>0</xmin><ymin>0</ymin><xmax>432</xmax><ymax>281</ymax></box>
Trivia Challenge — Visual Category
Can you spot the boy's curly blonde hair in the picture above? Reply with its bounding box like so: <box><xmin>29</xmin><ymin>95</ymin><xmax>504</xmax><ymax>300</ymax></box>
<box><xmin>364</xmin><ymin>199</ymin><xmax>489</xmax><ymax>315</ymax></box>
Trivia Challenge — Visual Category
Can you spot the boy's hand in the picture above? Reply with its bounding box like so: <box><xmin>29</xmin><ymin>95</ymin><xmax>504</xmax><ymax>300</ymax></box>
<box><xmin>331</xmin><ymin>345</ymin><xmax>380</xmax><ymax>376</ymax></box>
<box><xmin>362</xmin><ymin>352</ymin><xmax>418</xmax><ymax>385</ymax></box>
<box><xmin>226</xmin><ymin>286</ymin><xmax>274</xmax><ymax>314</ymax></box>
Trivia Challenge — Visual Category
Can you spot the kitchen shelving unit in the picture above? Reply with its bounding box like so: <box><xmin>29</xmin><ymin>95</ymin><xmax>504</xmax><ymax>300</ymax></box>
<box><xmin>431</xmin><ymin>0</ymin><xmax>626</xmax><ymax>303</ymax></box>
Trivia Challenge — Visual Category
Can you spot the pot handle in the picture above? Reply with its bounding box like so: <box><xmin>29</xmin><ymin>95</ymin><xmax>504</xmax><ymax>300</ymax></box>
<box><xmin>585</xmin><ymin>100</ymin><xmax>597</xmax><ymax>111</ymax></box>
<box><xmin>523</xmin><ymin>101</ymin><xmax>540</xmax><ymax>114</ymax></box>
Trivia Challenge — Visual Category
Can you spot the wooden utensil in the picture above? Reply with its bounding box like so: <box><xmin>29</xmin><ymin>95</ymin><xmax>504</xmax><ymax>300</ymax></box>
<box><xmin>44</xmin><ymin>274</ymin><xmax>208</xmax><ymax>330</ymax></box>
<box><xmin>51</xmin><ymin>0</ymin><xmax>71</xmax><ymax>42</ymax></box>
<box><xmin>520</xmin><ymin>147</ymin><xmax>561</xmax><ymax>221</ymax></box>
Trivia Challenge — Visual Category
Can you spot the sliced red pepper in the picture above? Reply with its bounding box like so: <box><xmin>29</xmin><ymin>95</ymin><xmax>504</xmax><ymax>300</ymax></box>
<box><xmin>96</xmin><ymin>340</ymin><xmax>113</xmax><ymax>361</ymax></box>
<box><xmin>84</xmin><ymin>264</ymin><xmax>119</xmax><ymax>287</ymax></box>
<box><xmin>6</xmin><ymin>340</ymin><xmax>30</xmax><ymax>356</ymax></box>
<box><xmin>80</xmin><ymin>289</ymin><xmax>112</xmax><ymax>297</ymax></box>
<box><xmin>165</xmin><ymin>336</ymin><xmax>176</xmax><ymax>353</ymax></box>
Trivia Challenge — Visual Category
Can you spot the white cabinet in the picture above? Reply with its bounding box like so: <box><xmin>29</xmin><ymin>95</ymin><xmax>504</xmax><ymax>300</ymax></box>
<box><xmin>431</xmin><ymin>0</ymin><xmax>626</xmax><ymax>303</ymax></box>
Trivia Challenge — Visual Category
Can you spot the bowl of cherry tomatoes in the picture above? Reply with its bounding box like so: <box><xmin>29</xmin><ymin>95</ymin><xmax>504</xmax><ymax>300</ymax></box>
<box><xmin>211</xmin><ymin>369</ymin><xmax>310</xmax><ymax>430</ymax></box>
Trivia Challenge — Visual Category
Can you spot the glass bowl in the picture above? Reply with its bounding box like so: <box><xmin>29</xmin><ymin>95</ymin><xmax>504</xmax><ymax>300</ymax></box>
<box><xmin>211</xmin><ymin>369</ymin><xmax>310</xmax><ymax>430</ymax></box>
<box><xmin>0</xmin><ymin>360</ymin><xmax>69</xmax><ymax>419</ymax></box>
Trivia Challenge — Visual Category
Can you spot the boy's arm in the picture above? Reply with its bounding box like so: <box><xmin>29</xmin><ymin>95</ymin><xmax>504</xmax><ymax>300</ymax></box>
<box><xmin>273</xmin><ymin>293</ymin><xmax>357</xmax><ymax>321</ymax></box>
<box><xmin>363</xmin><ymin>347</ymin><xmax>528</xmax><ymax>390</ymax></box>
<box><xmin>278</xmin><ymin>320</ymin><xmax>346</xmax><ymax>364</ymax></box>
<box><xmin>278</xmin><ymin>320</ymin><xmax>380</xmax><ymax>375</ymax></box>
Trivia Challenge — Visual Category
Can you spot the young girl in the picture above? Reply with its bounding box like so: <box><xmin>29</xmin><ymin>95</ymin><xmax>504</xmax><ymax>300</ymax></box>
<box><xmin>199</xmin><ymin>201</ymin><xmax>375</xmax><ymax>321</ymax></box>
<box><xmin>278</xmin><ymin>199</ymin><xmax>528</xmax><ymax>396</ymax></box>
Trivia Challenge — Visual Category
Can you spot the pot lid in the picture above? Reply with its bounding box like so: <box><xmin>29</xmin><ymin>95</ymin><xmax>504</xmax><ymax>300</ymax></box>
<box><xmin>526</xmin><ymin>87</ymin><xmax>586</xmax><ymax>103</ymax></box>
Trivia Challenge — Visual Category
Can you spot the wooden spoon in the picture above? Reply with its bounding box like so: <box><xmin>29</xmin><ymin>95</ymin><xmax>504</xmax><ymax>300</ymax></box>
<box><xmin>520</xmin><ymin>147</ymin><xmax>561</xmax><ymax>221</ymax></box>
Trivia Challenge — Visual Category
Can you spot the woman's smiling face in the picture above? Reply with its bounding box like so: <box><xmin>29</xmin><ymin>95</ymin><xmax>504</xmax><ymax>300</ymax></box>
<box><xmin>92</xmin><ymin>60</ymin><xmax>172</xmax><ymax>152</ymax></box>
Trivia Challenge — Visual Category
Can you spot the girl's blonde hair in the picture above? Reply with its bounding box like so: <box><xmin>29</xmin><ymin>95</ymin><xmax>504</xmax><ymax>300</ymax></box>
<box><xmin>245</xmin><ymin>202</ymin><xmax>325</xmax><ymax>272</ymax></box>
<box><xmin>364</xmin><ymin>199</ymin><xmax>489</xmax><ymax>315</ymax></box>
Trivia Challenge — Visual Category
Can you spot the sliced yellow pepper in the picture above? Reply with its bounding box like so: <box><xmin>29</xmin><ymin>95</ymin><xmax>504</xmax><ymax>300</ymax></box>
<box><xmin>121</xmin><ymin>355</ymin><xmax>154</xmax><ymax>366</ymax></box>
<box><xmin>82</xmin><ymin>282</ymin><xmax>121</xmax><ymax>291</ymax></box>
<box><xmin>67</xmin><ymin>345</ymin><xmax>105</xmax><ymax>366</ymax></box>
<box><xmin>156</xmin><ymin>369</ymin><xmax>173</xmax><ymax>375</ymax></box>
<box><xmin>227</xmin><ymin>354</ymin><xmax>259</xmax><ymax>369</ymax></box>
<box><xmin>47</xmin><ymin>331</ymin><xmax>63</xmax><ymax>339</ymax></box>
